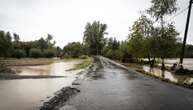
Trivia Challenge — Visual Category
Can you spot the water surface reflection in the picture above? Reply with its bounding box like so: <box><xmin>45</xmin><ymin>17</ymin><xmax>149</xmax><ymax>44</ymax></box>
<box><xmin>143</xmin><ymin>66</ymin><xmax>193</xmax><ymax>85</ymax></box>
<box><xmin>12</xmin><ymin>60</ymin><xmax>81</xmax><ymax>76</ymax></box>
<box><xmin>0</xmin><ymin>60</ymin><xmax>82</xmax><ymax>110</ymax></box>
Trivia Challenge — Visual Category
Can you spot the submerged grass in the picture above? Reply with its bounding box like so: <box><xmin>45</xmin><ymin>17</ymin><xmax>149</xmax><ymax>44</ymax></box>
<box><xmin>66</xmin><ymin>57</ymin><xmax>93</xmax><ymax>71</ymax></box>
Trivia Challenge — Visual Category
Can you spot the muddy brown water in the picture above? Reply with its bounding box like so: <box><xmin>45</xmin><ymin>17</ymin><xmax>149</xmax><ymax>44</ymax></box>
<box><xmin>0</xmin><ymin>60</ymin><xmax>82</xmax><ymax>110</ymax></box>
<box><xmin>164</xmin><ymin>58</ymin><xmax>193</xmax><ymax>70</ymax></box>
<box><xmin>143</xmin><ymin>66</ymin><xmax>193</xmax><ymax>85</ymax></box>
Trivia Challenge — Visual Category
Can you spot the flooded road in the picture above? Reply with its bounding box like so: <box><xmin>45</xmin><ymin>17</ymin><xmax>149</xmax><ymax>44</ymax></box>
<box><xmin>62</xmin><ymin>56</ymin><xmax>193</xmax><ymax>110</ymax></box>
<box><xmin>0</xmin><ymin>60</ymin><xmax>82</xmax><ymax>110</ymax></box>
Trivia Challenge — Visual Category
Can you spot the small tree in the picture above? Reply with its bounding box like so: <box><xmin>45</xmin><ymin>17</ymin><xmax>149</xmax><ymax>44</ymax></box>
<box><xmin>128</xmin><ymin>15</ymin><xmax>154</xmax><ymax>60</ymax></box>
<box><xmin>147</xmin><ymin>0</ymin><xmax>178</xmax><ymax>70</ymax></box>
<box><xmin>0</xmin><ymin>31</ymin><xmax>13</xmax><ymax>58</ymax></box>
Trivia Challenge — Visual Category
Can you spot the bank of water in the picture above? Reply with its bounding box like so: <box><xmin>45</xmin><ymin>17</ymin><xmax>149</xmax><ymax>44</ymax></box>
<box><xmin>143</xmin><ymin>66</ymin><xmax>193</xmax><ymax>87</ymax></box>
<box><xmin>164</xmin><ymin>58</ymin><xmax>193</xmax><ymax>70</ymax></box>
<box><xmin>0</xmin><ymin>60</ymin><xmax>83</xmax><ymax>110</ymax></box>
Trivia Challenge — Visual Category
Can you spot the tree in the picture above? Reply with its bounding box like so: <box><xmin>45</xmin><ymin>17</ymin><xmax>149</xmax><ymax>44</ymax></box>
<box><xmin>147</xmin><ymin>0</ymin><xmax>178</xmax><ymax>70</ymax></box>
<box><xmin>83</xmin><ymin>21</ymin><xmax>107</xmax><ymax>55</ymax></box>
<box><xmin>128</xmin><ymin>15</ymin><xmax>154</xmax><ymax>59</ymax></box>
<box><xmin>119</xmin><ymin>41</ymin><xmax>133</xmax><ymax>62</ymax></box>
<box><xmin>13</xmin><ymin>33</ymin><xmax>20</xmax><ymax>42</ymax></box>
<box><xmin>0</xmin><ymin>31</ymin><xmax>13</xmax><ymax>58</ymax></box>
<box><xmin>63</xmin><ymin>42</ymin><xmax>84</xmax><ymax>58</ymax></box>
<box><xmin>38</xmin><ymin>38</ymin><xmax>48</xmax><ymax>52</ymax></box>
<box><xmin>103</xmin><ymin>37</ymin><xmax>121</xmax><ymax>60</ymax></box>
<box><xmin>147</xmin><ymin>0</ymin><xmax>178</xmax><ymax>26</ymax></box>
<box><xmin>46</xmin><ymin>34</ymin><xmax>55</xmax><ymax>48</ymax></box>
<box><xmin>149</xmin><ymin>24</ymin><xmax>179</xmax><ymax>69</ymax></box>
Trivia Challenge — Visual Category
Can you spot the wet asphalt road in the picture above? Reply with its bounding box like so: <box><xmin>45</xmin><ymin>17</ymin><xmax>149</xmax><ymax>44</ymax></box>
<box><xmin>61</xmin><ymin>56</ymin><xmax>193</xmax><ymax>110</ymax></box>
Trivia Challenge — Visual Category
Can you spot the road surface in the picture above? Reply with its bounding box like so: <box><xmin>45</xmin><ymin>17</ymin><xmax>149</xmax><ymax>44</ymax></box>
<box><xmin>60</xmin><ymin>56</ymin><xmax>193</xmax><ymax>110</ymax></box>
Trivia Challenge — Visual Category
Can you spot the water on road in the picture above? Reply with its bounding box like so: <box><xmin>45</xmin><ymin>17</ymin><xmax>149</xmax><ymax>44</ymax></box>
<box><xmin>62</xmin><ymin>57</ymin><xmax>193</xmax><ymax>110</ymax></box>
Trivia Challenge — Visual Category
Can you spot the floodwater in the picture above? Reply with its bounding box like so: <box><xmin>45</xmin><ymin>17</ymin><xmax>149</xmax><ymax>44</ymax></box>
<box><xmin>165</xmin><ymin>58</ymin><xmax>193</xmax><ymax>70</ymax></box>
<box><xmin>0</xmin><ymin>60</ymin><xmax>82</xmax><ymax>110</ymax></box>
<box><xmin>143</xmin><ymin>66</ymin><xmax>193</xmax><ymax>85</ymax></box>
<box><xmin>12</xmin><ymin>60</ymin><xmax>82</xmax><ymax>76</ymax></box>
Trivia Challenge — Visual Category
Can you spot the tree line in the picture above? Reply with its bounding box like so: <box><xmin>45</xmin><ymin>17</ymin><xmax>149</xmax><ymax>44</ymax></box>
<box><xmin>1</xmin><ymin>0</ymin><xmax>193</xmax><ymax>70</ymax></box>
<box><xmin>0</xmin><ymin>31</ymin><xmax>61</xmax><ymax>58</ymax></box>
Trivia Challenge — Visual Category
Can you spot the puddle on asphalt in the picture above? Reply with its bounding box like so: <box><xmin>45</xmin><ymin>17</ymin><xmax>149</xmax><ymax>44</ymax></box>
<box><xmin>143</xmin><ymin>66</ymin><xmax>193</xmax><ymax>85</ymax></box>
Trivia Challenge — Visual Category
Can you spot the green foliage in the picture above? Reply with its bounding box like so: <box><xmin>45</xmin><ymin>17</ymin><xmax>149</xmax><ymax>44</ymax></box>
<box><xmin>147</xmin><ymin>0</ymin><xmax>178</xmax><ymax>69</ymax></box>
<box><xmin>56</xmin><ymin>46</ymin><xmax>62</xmax><ymax>57</ymax></box>
<box><xmin>63</xmin><ymin>42</ymin><xmax>84</xmax><ymax>58</ymax></box>
<box><xmin>12</xmin><ymin>49</ymin><xmax>26</xmax><ymax>58</ymax></box>
<box><xmin>0</xmin><ymin>31</ymin><xmax>13</xmax><ymax>58</ymax></box>
<box><xmin>0</xmin><ymin>31</ymin><xmax>58</xmax><ymax>58</ymax></box>
<box><xmin>43</xmin><ymin>49</ymin><xmax>56</xmax><ymax>58</ymax></box>
<box><xmin>38</xmin><ymin>38</ymin><xmax>48</xmax><ymax>52</ymax></box>
<box><xmin>13</xmin><ymin>33</ymin><xmax>20</xmax><ymax>42</ymax></box>
<box><xmin>147</xmin><ymin>0</ymin><xmax>178</xmax><ymax>22</ymax></box>
<box><xmin>66</xmin><ymin>58</ymin><xmax>92</xmax><ymax>71</ymax></box>
<box><xmin>29</xmin><ymin>48</ymin><xmax>42</xmax><ymax>58</ymax></box>
<box><xmin>106</xmin><ymin>49</ymin><xmax>122</xmax><ymax>60</ymax></box>
<box><xmin>79</xmin><ymin>55</ymin><xmax>89</xmax><ymax>59</ymax></box>
<box><xmin>128</xmin><ymin>15</ymin><xmax>154</xmax><ymax>58</ymax></box>
<box><xmin>154</xmin><ymin>24</ymin><xmax>179</xmax><ymax>58</ymax></box>
<box><xmin>184</xmin><ymin>44</ymin><xmax>193</xmax><ymax>58</ymax></box>
<box><xmin>103</xmin><ymin>37</ymin><xmax>122</xmax><ymax>60</ymax></box>
<box><xmin>83</xmin><ymin>21</ymin><xmax>107</xmax><ymax>55</ymax></box>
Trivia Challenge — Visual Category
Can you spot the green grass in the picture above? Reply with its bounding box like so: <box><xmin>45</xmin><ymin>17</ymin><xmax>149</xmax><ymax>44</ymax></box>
<box><xmin>66</xmin><ymin>57</ymin><xmax>93</xmax><ymax>71</ymax></box>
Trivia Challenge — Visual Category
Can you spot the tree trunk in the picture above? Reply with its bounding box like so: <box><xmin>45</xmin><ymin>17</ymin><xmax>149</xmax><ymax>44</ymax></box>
<box><xmin>147</xmin><ymin>54</ymin><xmax>151</xmax><ymax>64</ymax></box>
<box><xmin>161</xmin><ymin>58</ymin><xmax>165</xmax><ymax>70</ymax></box>
<box><xmin>150</xmin><ymin>56</ymin><xmax>155</xmax><ymax>68</ymax></box>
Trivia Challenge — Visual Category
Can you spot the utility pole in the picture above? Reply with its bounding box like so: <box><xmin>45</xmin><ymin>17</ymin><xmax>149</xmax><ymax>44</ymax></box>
<box><xmin>180</xmin><ymin>0</ymin><xmax>193</xmax><ymax>64</ymax></box>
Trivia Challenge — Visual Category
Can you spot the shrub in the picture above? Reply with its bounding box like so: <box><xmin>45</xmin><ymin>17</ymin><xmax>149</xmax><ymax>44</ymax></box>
<box><xmin>29</xmin><ymin>48</ymin><xmax>42</xmax><ymax>58</ymax></box>
<box><xmin>79</xmin><ymin>55</ymin><xmax>89</xmax><ymax>59</ymax></box>
<box><xmin>43</xmin><ymin>49</ymin><xmax>56</xmax><ymax>58</ymax></box>
<box><xmin>12</xmin><ymin>49</ymin><xmax>26</xmax><ymax>58</ymax></box>
<box><xmin>106</xmin><ymin>50</ymin><xmax>122</xmax><ymax>60</ymax></box>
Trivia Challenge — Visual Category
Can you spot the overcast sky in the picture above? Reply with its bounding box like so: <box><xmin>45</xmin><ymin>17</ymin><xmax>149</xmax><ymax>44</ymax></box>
<box><xmin>0</xmin><ymin>0</ymin><xmax>192</xmax><ymax>47</ymax></box>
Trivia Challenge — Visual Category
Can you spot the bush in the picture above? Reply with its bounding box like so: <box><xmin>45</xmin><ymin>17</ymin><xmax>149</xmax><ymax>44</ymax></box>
<box><xmin>106</xmin><ymin>50</ymin><xmax>122</xmax><ymax>60</ymax></box>
<box><xmin>29</xmin><ymin>48</ymin><xmax>42</xmax><ymax>58</ymax></box>
<box><xmin>12</xmin><ymin>49</ymin><xmax>26</xmax><ymax>58</ymax></box>
<box><xmin>43</xmin><ymin>49</ymin><xmax>56</xmax><ymax>58</ymax></box>
<box><xmin>79</xmin><ymin>55</ymin><xmax>89</xmax><ymax>59</ymax></box>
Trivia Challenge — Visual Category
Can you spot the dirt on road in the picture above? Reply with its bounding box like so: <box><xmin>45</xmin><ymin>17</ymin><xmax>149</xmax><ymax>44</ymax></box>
<box><xmin>42</xmin><ymin>56</ymin><xmax>193</xmax><ymax>110</ymax></box>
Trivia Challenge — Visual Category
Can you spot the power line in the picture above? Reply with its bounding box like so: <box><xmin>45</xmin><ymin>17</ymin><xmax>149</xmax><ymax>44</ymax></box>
<box><xmin>151</xmin><ymin>7</ymin><xmax>189</xmax><ymax>24</ymax></box>
<box><xmin>165</xmin><ymin>6</ymin><xmax>189</xmax><ymax>23</ymax></box>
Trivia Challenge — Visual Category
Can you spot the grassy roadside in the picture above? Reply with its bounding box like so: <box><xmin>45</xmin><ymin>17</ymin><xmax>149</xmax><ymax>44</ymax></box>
<box><xmin>120</xmin><ymin>62</ymin><xmax>193</xmax><ymax>89</ymax></box>
<box><xmin>66</xmin><ymin>57</ymin><xmax>93</xmax><ymax>71</ymax></box>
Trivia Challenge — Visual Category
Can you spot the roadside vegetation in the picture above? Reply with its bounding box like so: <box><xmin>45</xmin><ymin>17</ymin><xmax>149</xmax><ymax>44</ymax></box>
<box><xmin>1</xmin><ymin>0</ymin><xmax>193</xmax><ymax>74</ymax></box>
<box><xmin>66</xmin><ymin>57</ymin><xmax>93</xmax><ymax>71</ymax></box>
